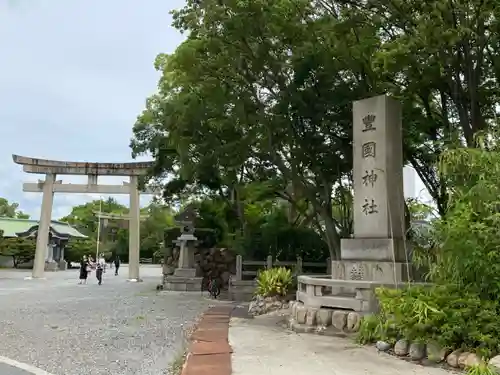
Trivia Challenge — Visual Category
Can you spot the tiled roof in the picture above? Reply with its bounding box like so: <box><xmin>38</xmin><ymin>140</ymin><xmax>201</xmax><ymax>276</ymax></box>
<box><xmin>0</xmin><ymin>217</ymin><xmax>87</xmax><ymax>238</ymax></box>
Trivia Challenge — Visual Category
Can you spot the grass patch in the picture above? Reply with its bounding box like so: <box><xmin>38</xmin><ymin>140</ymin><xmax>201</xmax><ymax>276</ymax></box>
<box><xmin>466</xmin><ymin>364</ymin><xmax>498</xmax><ymax>375</ymax></box>
<box><xmin>167</xmin><ymin>350</ymin><xmax>187</xmax><ymax>375</ymax></box>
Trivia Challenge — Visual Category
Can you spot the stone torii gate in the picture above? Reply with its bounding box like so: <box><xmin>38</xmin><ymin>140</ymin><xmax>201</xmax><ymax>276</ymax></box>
<box><xmin>12</xmin><ymin>154</ymin><xmax>158</xmax><ymax>281</ymax></box>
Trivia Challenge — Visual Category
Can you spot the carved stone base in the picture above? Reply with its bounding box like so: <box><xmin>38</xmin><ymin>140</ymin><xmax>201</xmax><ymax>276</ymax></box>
<box><xmin>163</xmin><ymin>275</ymin><xmax>203</xmax><ymax>292</ymax></box>
<box><xmin>45</xmin><ymin>261</ymin><xmax>58</xmax><ymax>272</ymax></box>
<box><xmin>340</xmin><ymin>238</ymin><xmax>409</xmax><ymax>263</ymax></box>
<box><xmin>58</xmin><ymin>260</ymin><xmax>68</xmax><ymax>271</ymax></box>
<box><xmin>331</xmin><ymin>260</ymin><xmax>414</xmax><ymax>284</ymax></box>
<box><xmin>173</xmin><ymin>268</ymin><xmax>197</xmax><ymax>278</ymax></box>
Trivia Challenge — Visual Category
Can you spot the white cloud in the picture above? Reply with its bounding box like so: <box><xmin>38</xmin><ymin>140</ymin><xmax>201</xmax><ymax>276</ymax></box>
<box><xmin>0</xmin><ymin>0</ymin><xmax>186</xmax><ymax>218</ymax></box>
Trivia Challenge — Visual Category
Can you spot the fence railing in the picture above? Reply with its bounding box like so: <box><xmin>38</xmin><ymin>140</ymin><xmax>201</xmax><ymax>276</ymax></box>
<box><xmin>234</xmin><ymin>255</ymin><xmax>331</xmax><ymax>281</ymax></box>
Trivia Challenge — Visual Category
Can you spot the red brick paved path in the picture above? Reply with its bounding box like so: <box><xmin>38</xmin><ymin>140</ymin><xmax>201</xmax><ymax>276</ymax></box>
<box><xmin>181</xmin><ymin>305</ymin><xmax>235</xmax><ymax>375</ymax></box>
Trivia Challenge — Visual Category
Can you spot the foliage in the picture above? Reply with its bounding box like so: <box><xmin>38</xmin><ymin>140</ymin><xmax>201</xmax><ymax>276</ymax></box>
<box><xmin>424</xmin><ymin>138</ymin><xmax>500</xmax><ymax>299</ymax></box>
<box><xmin>255</xmin><ymin>267</ymin><xmax>293</xmax><ymax>298</ymax></box>
<box><xmin>356</xmin><ymin>314</ymin><xmax>398</xmax><ymax>346</ymax></box>
<box><xmin>130</xmin><ymin>0</ymin><xmax>500</xmax><ymax>262</ymax></box>
<box><xmin>131</xmin><ymin>0</ymin><xmax>382</xmax><ymax>259</ymax></box>
<box><xmin>361</xmin><ymin>133</ymin><xmax>500</xmax><ymax>358</ymax></box>
<box><xmin>0</xmin><ymin>198</ymin><xmax>29</xmax><ymax>219</ymax></box>
<box><xmin>65</xmin><ymin>238</ymin><xmax>98</xmax><ymax>262</ymax></box>
<box><xmin>0</xmin><ymin>237</ymin><xmax>35</xmax><ymax>268</ymax></box>
<box><xmin>60</xmin><ymin>198</ymin><xmax>128</xmax><ymax>236</ymax></box>
<box><xmin>466</xmin><ymin>363</ymin><xmax>498</xmax><ymax>375</ymax></box>
<box><xmin>406</xmin><ymin>198</ymin><xmax>436</xmax><ymax>222</ymax></box>
<box><xmin>60</xmin><ymin>199</ymin><xmax>175</xmax><ymax>262</ymax></box>
<box><xmin>375</xmin><ymin>285</ymin><xmax>500</xmax><ymax>357</ymax></box>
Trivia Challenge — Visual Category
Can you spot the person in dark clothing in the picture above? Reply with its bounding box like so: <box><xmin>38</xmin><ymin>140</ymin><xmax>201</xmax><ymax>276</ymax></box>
<box><xmin>79</xmin><ymin>256</ymin><xmax>89</xmax><ymax>284</ymax></box>
<box><xmin>114</xmin><ymin>256</ymin><xmax>120</xmax><ymax>276</ymax></box>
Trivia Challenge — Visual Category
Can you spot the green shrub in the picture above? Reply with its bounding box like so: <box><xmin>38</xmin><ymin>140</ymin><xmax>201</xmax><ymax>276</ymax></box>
<box><xmin>255</xmin><ymin>267</ymin><xmax>293</xmax><ymax>297</ymax></box>
<box><xmin>357</xmin><ymin>139</ymin><xmax>500</xmax><ymax>359</ymax></box>
<box><xmin>356</xmin><ymin>313</ymin><xmax>399</xmax><ymax>345</ymax></box>
<box><xmin>374</xmin><ymin>285</ymin><xmax>500</xmax><ymax>358</ymax></box>
<box><xmin>466</xmin><ymin>363</ymin><xmax>498</xmax><ymax>375</ymax></box>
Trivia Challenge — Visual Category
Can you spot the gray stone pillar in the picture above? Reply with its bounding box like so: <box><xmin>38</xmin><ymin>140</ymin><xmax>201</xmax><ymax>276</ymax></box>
<box><xmin>352</xmin><ymin>94</ymin><xmax>405</xmax><ymax>240</ymax></box>
<box><xmin>335</xmin><ymin>95</ymin><xmax>409</xmax><ymax>284</ymax></box>
<box><xmin>58</xmin><ymin>246</ymin><xmax>67</xmax><ymax>271</ymax></box>
<box><xmin>178</xmin><ymin>241</ymin><xmax>189</xmax><ymax>269</ymax></box>
<box><xmin>128</xmin><ymin>175</ymin><xmax>140</xmax><ymax>281</ymax></box>
<box><xmin>32</xmin><ymin>173</ymin><xmax>55</xmax><ymax>278</ymax></box>
<box><xmin>46</xmin><ymin>244</ymin><xmax>53</xmax><ymax>262</ymax></box>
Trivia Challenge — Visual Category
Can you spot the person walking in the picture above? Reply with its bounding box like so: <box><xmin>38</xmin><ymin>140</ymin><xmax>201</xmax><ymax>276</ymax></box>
<box><xmin>96</xmin><ymin>255</ymin><xmax>105</xmax><ymax>285</ymax></box>
<box><xmin>114</xmin><ymin>256</ymin><xmax>120</xmax><ymax>276</ymax></box>
<box><xmin>78</xmin><ymin>255</ymin><xmax>89</xmax><ymax>284</ymax></box>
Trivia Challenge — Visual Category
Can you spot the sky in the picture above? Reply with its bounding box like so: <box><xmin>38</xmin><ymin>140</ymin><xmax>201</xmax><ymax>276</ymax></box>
<box><xmin>0</xmin><ymin>0</ymin><xmax>430</xmax><ymax>221</ymax></box>
<box><xmin>0</xmin><ymin>0</ymin><xmax>187</xmax><ymax>219</ymax></box>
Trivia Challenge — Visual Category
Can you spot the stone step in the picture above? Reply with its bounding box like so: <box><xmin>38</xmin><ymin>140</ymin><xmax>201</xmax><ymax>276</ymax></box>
<box><xmin>320</xmin><ymin>295</ymin><xmax>363</xmax><ymax>311</ymax></box>
<box><xmin>296</xmin><ymin>290</ymin><xmax>363</xmax><ymax>311</ymax></box>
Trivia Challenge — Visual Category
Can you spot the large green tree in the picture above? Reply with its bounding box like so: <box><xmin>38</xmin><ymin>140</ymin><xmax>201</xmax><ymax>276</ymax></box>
<box><xmin>131</xmin><ymin>0</ymin><xmax>384</xmax><ymax>259</ymax></box>
<box><xmin>132</xmin><ymin>0</ymin><xmax>500</xmax><ymax>258</ymax></box>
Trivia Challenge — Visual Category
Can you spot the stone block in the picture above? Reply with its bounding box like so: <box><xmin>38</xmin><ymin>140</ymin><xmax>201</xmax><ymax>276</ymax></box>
<box><xmin>290</xmin><ymin>302</ymin><xmax>297</xmax><ymax>317</ymax></box>
<box><xmin>346</xmin><ymin>312</ymin><xmax>360</xmax><ymax>332</ymax></box>
<box><xmin>164</xmin><ymin>275</ymin><xmax>202</xmax><ymax>292</ymax></box>
<box><xmin>331</xmin><ymin>260</ymin><xmax>412</xmax><ymax>284</ymax></box>
<box><xmin>394</xmin><ymin>339</ymin><xmax>409</xmax><ymax>356</ymax></box>
<box><xmin>295</xmin><ymin>306</ymin><xmax>306</xmax><ymax>324</ymax></box>
<box><xmin>489</xmin><ymin>354</ymin><xmax>500</xmax><ymax>371</ymax></box>
<box><xmin>331</xmin><ymin>310</ymin><xmax>347</xmax><ymax>330</ymax></box>
<box><xmin>409</xmin><ymin>342</ymin><xmax>426</xmax><ymax>360</ymax></box>
<box><xmin>458</xmin><ymin>352</ymin><xmax>482</xmax><ymax>368</ymax></box>
<box><xmin>305</xmin><ymin>308</ymin><xmax>318</xmax><ymax>326</ymax></box>
<box><xmin>376</xmin><ymin>341</ymin><xmax>391</xmax><ymax>352</ymax></box>
<box><xmin>426</xmin><ymin>342</ymin><xmax>447</xmax><ymax>363</ymax></box>
<box><xmin>446</xmin><ymin>350</ymin><xmax>462</xmax><ymax>368</ymax></box>
<box><xmin>316</xmin><ymin>309</ymin><xmax>332</xmax><ymax>326</ymax></box>
<box><xmin>340</xmin><ymin>238</ymin><xmax>407</xmax><ymax>262</ymax></box>
<box><xmin>173</xmin><ymin>268</ymin><xmax>196</xmax><ymax>278</ymax></box>
<box><xmin>351</xmin><ymin>95</ymin><xmax>405</xmax><ymax>240</ymax></box>
<box><xmin>45</xmin><ymin>261</ymin><xmax>58</xmax><ymax>271</ymax></box>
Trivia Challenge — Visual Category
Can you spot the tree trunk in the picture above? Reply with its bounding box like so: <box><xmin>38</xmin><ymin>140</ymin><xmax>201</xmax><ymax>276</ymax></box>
<box><xmin>320</xmin><ymin>210</ymin><xmax>341</xmax><ymax>260</ymax></box>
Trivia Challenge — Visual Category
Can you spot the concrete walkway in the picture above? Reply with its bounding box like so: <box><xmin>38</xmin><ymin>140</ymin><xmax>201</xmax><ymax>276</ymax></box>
<box><xmin>229</xmin><ymin>314</ymin><xmax>453</xmax><ymax>375</ymax></box>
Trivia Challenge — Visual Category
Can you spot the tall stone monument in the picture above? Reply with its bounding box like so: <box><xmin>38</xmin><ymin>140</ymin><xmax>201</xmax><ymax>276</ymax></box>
<box><xmin>332</xmin><ymin>95</ymin><xmax>410</xmax><ymax>283</ymax></box>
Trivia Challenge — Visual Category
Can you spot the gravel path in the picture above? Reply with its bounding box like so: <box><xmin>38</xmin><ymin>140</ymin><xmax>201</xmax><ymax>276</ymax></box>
<box><xmin>0</xmin><ymin>266</ymin><xmax>212</xmax><ymax>375</ymax></box>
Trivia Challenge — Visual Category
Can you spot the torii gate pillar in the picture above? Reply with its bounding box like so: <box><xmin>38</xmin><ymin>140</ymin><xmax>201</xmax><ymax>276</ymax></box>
<box><xmin>33</xmin><ymin>173</ymin><xmax>56</xmax><ymax>278</ymax></box>
<box><xmin>128</xmin><ymin>175</ymin><xmax>140</xmax><ymax>282</ymax></box>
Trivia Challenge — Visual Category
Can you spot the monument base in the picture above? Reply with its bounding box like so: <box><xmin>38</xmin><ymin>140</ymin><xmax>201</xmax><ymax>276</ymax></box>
<box><xmin>164</xmin><ymin>268</ymin><xmax>202</xmax><ymax>292</ymax></box>
<box><xmin>58</xmin><ymin>260</ymin><xmax>68</xmax><ymax>271</ymax></box>
<box><xmin>164</xmin><ymin>276</ymin><xmax>203</xmax><ymax>292</ymax></box>
<box><xmin>331</xmin><ymin>260</ymin><xmax>414</xmax><ymax>284</ymax></box>
<box><xmin>173</xmin><ymin>268</ymin><xmax>197</xmax><ymax>278</ymax></box>
<box><xmin>45</xmin><ymin>261</ymin><xmax>58</xmax><ymax>272</ymax></box>
<box><xmin>340</xmin><ymin>238</ymin><xmax>409</xmax><ymax>263</ymax></box>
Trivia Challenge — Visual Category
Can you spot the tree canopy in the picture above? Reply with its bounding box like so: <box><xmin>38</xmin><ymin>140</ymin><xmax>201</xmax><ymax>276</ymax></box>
<box><xmin>131</xmin><ymin>0</ymin><xmax>500</xmax><ymax>259</ymax></box>
<box><xmin>0</xmin><ymin>198</ymin><xmax>29</xmax><ymax>219</ymax></box>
